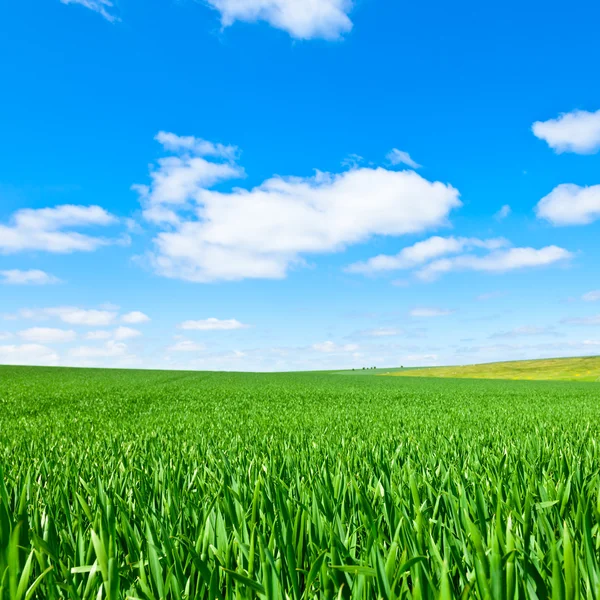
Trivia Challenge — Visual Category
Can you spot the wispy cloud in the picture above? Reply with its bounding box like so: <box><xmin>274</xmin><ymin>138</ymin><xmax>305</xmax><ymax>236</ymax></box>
<box><xmin>583</xmin><ymin>290</ymin><xmax>600</xmax><ymax>302</ymax></box>
<box><xmin>60</xmin><ymin>0</ymin><xmax>120</xmax><ymax>23</ymax></box>
<box><xmin>0</xmin><ymin>205</ymin><xmax>119</xmax><ymax>254</ymax></box>
<box><xmin>0</xmin><ymin>269</ymin><xmax>61</xmax><ymax>285</ymax></box>
<box><xmin>178</xmin><ymin>318</ymin><xmax>249</xmax><ymax>331</ymax></box>
<box><xmin>494</xmin><ymin>205</ymin><xmax>511</xmax><ymax>220</ymax></box>
<box><xmin>386</xmin><ymin>148</ymin><xmax>421</xmax><ymax>169</ymax></box>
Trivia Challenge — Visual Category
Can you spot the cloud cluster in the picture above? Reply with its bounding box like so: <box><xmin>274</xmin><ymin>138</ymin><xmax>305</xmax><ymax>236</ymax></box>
<box><xmin>347</xmin><ymin>236</ymin><xmax>571</xmax><ymax>281</ymax></box>
<box><xmin>18</xmin><ymin>306</ymin><xmax>118</xmax><ymax>326</ymax></box>
<box><xmin>136</xmin><ymin>132</ymin><xmax>461</xmax><ymax>283</ymax></box>
<box><xmin>346</xmin><ymin>236</ymin><xmax>507</xmax><ymax>275</ymax></box>
<box><xmin>205</xmin><ymin>0</ymin><xmax>353</xmax><ymax>40</ymax></box>
<box><xmin>533</xmin><ymin>109</ymin><xmax>600</xmax><ymax>154</ymax></box>
<box><xmin>417</xmin><ymin>245</ymin><xmax>572</xmax><ymax>281</ymax></box>
<box><xmin>0</xmin><ymin>205</ymin><xmax>118</xmax><ymax>254</ymax></box>
<box><xmin>0</xmin><ymin>344</ymin><xmax>59</xmax><ymax>365</ymax></box>
<box><xmin>178</xmin><ymin>318</ymin><xmax>248</xmax><ymax>331</ymax></box>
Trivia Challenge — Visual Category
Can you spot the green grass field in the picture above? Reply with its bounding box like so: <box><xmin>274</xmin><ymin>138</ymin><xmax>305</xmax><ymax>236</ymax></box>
<box><xmin>388</xmin><ymin>355</ymin><xmax>600</xmax><ymax>382</ymax></box>
<box><xmin>1</xmin><ymin>365</ymin><xmax>600</xmax><ymax>598</ymax></box>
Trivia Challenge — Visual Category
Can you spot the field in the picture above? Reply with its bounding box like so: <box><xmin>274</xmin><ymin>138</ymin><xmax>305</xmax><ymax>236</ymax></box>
<box><xmin>1</xmin><ymin>365</ymin><xmax>600</xmax><ymax>599</ymax></box>
<box><xmin>388</xmin><ymin>355</ymin><xmax>600</xmax><ymax>382</ymax></box>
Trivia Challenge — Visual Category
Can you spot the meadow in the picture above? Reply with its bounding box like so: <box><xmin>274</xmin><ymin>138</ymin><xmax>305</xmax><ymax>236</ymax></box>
<box><xmin>388</xmin><ymin>356</ymin><xmax>600</xmax><ymax>382</ymax></box>
<box><xmin>1</xmin><ymin>365</ymin><xmax>599</xmax><ymax>599</ymax></box>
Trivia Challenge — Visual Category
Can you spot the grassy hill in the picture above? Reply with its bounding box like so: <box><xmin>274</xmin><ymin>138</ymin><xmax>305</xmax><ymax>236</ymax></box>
<box><xmin>387</xmin><ymin>355</ymin><xmax>600</xmax><ymax>382</ymax></box>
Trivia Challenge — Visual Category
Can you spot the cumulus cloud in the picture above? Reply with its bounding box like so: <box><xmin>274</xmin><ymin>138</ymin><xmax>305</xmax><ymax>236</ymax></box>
<box><xmin>121</xmin><ymin>311</ymin><xmax>150</xmax><ymax>324</ymax></box>
<box><xmin>583</xmin><ymin>290</ymin><xmax>600</xmax><ymax>302</ymax></box>
<box><xmin>60</xmin><ymin>0</ymin><xmax>119</xmax><ymax>22</ymax></box>
<box><xmin>0</xmin><ymin>205</ymin><xmax>118</xmax><ymax>254</ymax></box>
<box><xmin>113</xmin><ymin>326</ymin><xmax>141</xmax><ymax>340</ymax></box>
<box><xmin>18</xmin><ymin>306</ymin><xmax>118</xmax><ymax>326</ymax></box>
<box><xmin>178</xmin><ymin>318</ymin><xmax>249</xmax><ymax>331</ymax></box>
<box><xmin>410</xmin><ymin>308</ymin><xmax>453</xmax><ymax>317</ymax></box>
<box><xmin>536</xmin><ymin>184</ymin><xmax>600</xmax><ymax>226</ymax></box>
<box><xmin>136</xmin><ymin>133</ymin><xmax>462</xmax><ymax>283</ymax></box>
<box><xmin>69</xmin><ymin>340</ymin><xmax>129</xmax><ymax>358</ymax></box>
<box><xmin>85</xmin><ymin>330</ymin><xmax>112</xmax><ymax>340</ymax></box>
<box><xmin>386</xmin><ymin>149</ymin><xmax>421</xmax><ymax>169</ymax></box>
<box><xmin>0</xmin><ymin>269</ymin><xmax>61</xmax><ymax>285</ymax></box>
<box><xmin>312</xmin><ymin>341</ymin><xmax>359</xmax><ymax>353</ymax></box>
<box><xmin>346</xmin><ymin>236</ymin><xmax>507</xmax><ymax>275</ymax></box>
<box><xmin>204</xmin><ymin>0</ymin><xmax>353</xmax><ymax>40</ymax></box>
<box><xmin>532</xmin><ymin>109</ymin><xmax>600</xmax><ymax>154</ymax></box>
<box><xmin>17</xmin><ymin>327</ymin><xmax>76</xmax><ymax>343</ymax></box>
<box><xmin>417</xmin><ymin>246</ymin><xmax>572</xmax><ymax>281</ymax></box>
<box><xmin>0</xmin><ymin>344</ymin><xmax>59</xmax><ymax>365</ymax></box>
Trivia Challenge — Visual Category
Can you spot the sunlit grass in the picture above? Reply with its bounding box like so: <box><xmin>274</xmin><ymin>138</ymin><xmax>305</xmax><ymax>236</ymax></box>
<box><xmin>1</xmin><ymin>365</ymin><xmax>600</xmax><ymax>598</ymax></box>
<box><xmin>387</xmin><ymin>355</ymin><xmax>600</xmax><ymax>382</ymax></box>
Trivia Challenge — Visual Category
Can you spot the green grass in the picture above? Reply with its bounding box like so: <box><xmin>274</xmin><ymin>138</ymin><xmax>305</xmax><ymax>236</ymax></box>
<box><xmin>387</xmin><ymin>355</ymin><xmax>600</xmax><ymax>382</ymax></box>
<box><xmin>1</xmin><ymin>365</ymin><xmax>600</xmax><ymax>598</ymax></box>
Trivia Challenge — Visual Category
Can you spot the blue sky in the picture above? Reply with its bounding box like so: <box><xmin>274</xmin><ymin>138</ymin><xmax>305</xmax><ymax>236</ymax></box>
<box><xmin>1</xmin><ymin>0</ymin><xmax>600</xmax><ymax>371</ymax></box>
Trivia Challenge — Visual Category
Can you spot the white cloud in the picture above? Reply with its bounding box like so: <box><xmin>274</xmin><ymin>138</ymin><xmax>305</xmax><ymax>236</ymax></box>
<box><xmin>417</xmin><ymin>246</ymin><xmax>573</xmax><ymax>281</ymax></box>
<box><xmin>113</xmin><ymin>326</ymin><xmax>141</xmax><ymax>340</ymax></box>
<box><xmin>136</xmin><ymin>133</ymin><xmax>462</xmax><ymax>283</ymax></box>
<box><xmin>154</xmin><ymin>132</ymin><xmax>238</xmax><ymax>160</ymax></box>
<box><xmin>18</xmin><ymin>327</ymin><xmax>76</xmax><ymax>343</ymax></box>
<box><xmin>60</xmin><ymin>0</ymin><xmax>119</xmax><ymax>22</ymax></box>
<box><xmin>494</xmin><ymin>205</ymin><xmax>511</xmax><ymax>220</ymax></box>
<box><xmin>386</xmin><ymin>149</ymin><xmax>421</xmax><ymax>169</ymax></box>
<box><xmin>69</xmin><ymin>340</ymin><xmax>128</xmax><ymax>358</ymax></box>
<box><xmin>583</xmin><ymin>290</ymin><xmax>600</xmax><ymax>302</ymax></box>
<box><xmin>167</xmin><ymin>340</ymin><xmax>206</xmax><ymax>352</ymax></box>
<box><xmin>312</xmin><ymin>341</ymin><xmax>359</xmax><ymax>353</ymax></box>
<box><xmin>410</xmin><ymin>308</ymin><xmax>453</xmax><ymax>317</ymax></box>
<box><xmin>204</xmin><ymin>0</ymin><xmax>353</xmax><ymax>40</ymax></box>
<box><xmin>85</xmin><ymin>330</ymin><xmax>112</xmax><ymax>340</ymax></box>
<box><xmin>536</xmin><ymin>184</ymin><xmax>600</xmax><ymax>226</ymax></box>
<box><xmin>121</xmin><ymin>311</ymin><xmax>150</xmax><ymax>324</ymax></box>
<box><xmin>532</xmin><ymin>109</ymin><xmax>600</xmax><ymax>154</ymax></box>
<box><xmin>178</xmin><ymin>318</ymin><xmax>249</xmax><ymax>331</ymax></box>
<box><xmin>0</xmin><ymin>269</ymin><xmax>61</xmax><ymax>285</ymax></box>
<box><xmin>346</xmin><ymin>236</ymin><xmax>507</xmax><ymax>275</ymax></box>
<box><xmin>19</xmin><ymin>307</ymin><xmax>117</xmax><ymax>326</ymax></box>
<box><xmin>0</xmin><ymin>344</ymin><xmax>59</xmax><ymax>365</ymax></box>
<box><xmin>0</xmin><ymin>205</ymin><xmax>118</xmax><ymax>254</ymax></box>
<box><xmin>363</xmin><ymin>328</ymin><xmax>405</xmax><ymax>337</ymax></box>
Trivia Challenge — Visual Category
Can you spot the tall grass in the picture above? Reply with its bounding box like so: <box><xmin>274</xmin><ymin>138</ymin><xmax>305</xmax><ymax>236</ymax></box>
<box><xmin>0</xmin><ymin>366</ymin><xmax>599</xmax><ymax>598</ymax></box>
